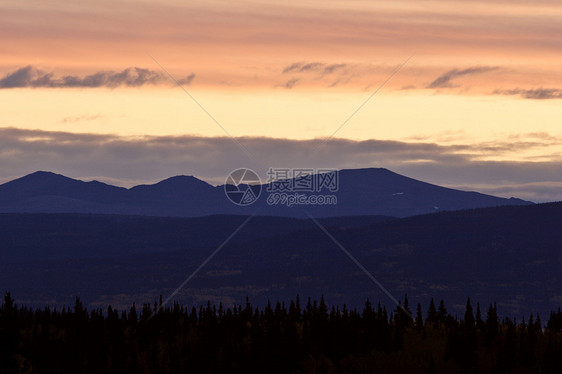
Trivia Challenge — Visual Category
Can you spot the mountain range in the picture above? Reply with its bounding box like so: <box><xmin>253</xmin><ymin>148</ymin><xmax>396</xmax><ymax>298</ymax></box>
<box><xmin>0</xmin><ymin>202</ymin><xmax>560</xmax><ymax>318</ymax></box>
<box><xmin>0</xmin><ymin>168</ymin><xmax>532</xmax><ymax>217</ymax></box>
<box><xmin>1</xmin><ymin>168</ymin><xmax>557</xmax><ymax>318</ymax></box>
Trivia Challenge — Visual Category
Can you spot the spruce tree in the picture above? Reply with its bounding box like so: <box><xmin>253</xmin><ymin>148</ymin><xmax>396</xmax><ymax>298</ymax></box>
<box><xmin>426</xmin><ymin>298</ymin><xmax>438</xmax><ymax>326</ymax></box>
<box><xmin>437</xmin><ymin>300</ymin><xmax>448</xmax><ymax>325</ymax></box>
<box><xmin>415</xmin><ymin>303</ymin><xmax>424</xmax><ymax>332</ymax></box>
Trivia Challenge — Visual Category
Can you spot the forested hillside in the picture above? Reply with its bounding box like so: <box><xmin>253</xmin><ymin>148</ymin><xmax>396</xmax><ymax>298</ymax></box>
<box><xmin>1</xmin><ymin>293</ymin><xmax>561</xmax><ymax>373</ymax></box>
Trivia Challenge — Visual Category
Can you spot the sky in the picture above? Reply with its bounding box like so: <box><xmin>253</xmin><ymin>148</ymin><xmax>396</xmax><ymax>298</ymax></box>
<box><xmin>1</xmin><ymin>0</ymin><xmax>561</xmax><ymax>202</ymax></box>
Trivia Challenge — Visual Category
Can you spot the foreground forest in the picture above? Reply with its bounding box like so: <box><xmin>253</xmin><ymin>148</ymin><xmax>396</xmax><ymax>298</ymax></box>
<box><xmin>1</xmin><ymin>293</ymin><xmax>561</xmax><ymax>373</ymax></box>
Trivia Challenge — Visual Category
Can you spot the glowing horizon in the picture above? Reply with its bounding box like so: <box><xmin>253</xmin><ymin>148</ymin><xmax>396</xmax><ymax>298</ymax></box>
<box><xmin>1</xmin><ymin>0</ymin><xmax>561</xmax><ymax>201</ymax></box>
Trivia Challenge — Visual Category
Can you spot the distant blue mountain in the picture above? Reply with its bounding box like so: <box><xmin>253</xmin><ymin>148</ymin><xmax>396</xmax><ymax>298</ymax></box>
<box><xmin>0</xmin><ymin>168</ymin><xmax>533</xmax><ymax>217</ymax></box>
<box><xmin>0</xmin><ymin>202</ymin><xmax>560</xmax><ymax>317</ymax></box>
<box><xmin>0</xmin><ymin>171</ymin><xmax>128</xmax><ymax>202</ymax></box>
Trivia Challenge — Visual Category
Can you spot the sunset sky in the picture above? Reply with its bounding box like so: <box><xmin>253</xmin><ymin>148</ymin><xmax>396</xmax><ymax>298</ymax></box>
<box><xmin>1</xmin><ymin>0</ymin><xmax>561</xmax><ymax>201</ymax></box>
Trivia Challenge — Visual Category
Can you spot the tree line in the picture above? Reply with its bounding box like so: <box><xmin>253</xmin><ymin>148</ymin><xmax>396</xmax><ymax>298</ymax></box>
<box><xmin>1</xmin><ymin>292</ymin><xmax>561</xmax><ymax>373</ymax></box>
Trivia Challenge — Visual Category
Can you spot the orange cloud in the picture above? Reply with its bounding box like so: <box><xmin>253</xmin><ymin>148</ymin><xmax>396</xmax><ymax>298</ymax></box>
<box><xmin>1</xmin><ymin>0</ymin><xmax>560</xmax><ymax>93</ymax></box>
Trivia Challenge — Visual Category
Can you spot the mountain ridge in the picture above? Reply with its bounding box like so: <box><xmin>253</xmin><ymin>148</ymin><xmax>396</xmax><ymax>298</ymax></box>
<box><xmin>0</xmin><ymin>201</ymin><xmax>559</xmax><ymax>317</ymax></box>
<box><xmin>0</xmin><ymin>168</ymin><xmax>533</xmax><ymax>218</ymax></box>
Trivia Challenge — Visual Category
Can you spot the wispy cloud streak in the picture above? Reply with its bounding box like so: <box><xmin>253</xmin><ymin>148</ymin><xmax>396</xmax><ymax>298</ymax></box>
<box><xmin>0</xmin><ymin>66</ymin><xmax>195</xmax><ymax>88</ymax></box>
<box><xmin>282</xmin><ymin>62</ymin><xmax>347</xmax><ymax>75</ymax></box>
<box><xmin>427</xmin><ymin>66</ymin><xmax>499</xmax><ymax>88</ymax></box>
<box><xmin>493</xmin><ymin>87</ymin><xmax>562</xmax><ymax>100</ymax></box>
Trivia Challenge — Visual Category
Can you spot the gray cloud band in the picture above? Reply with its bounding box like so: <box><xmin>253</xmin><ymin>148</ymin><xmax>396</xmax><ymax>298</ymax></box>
<box><xmin>426</xmin><ymin>66</ymin><xmax>562</xmax><ymax>100</ymax></box>
<box><xmin>0</xmin><ymin>128</ymin><xmax>561</xmax><ymax>202</ymax></box>
<box><xmin>493</xmin><ymin>88</ymin><xmax>562</xmax><ymax>100</ymax></box>
<box><xmin>0</xmin><ymin>66</ymin><xmax>195</xmax><ymax>88</ymax></box>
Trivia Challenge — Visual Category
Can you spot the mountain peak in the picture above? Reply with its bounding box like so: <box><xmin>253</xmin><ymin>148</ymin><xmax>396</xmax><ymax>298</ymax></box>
<box><xmin>129</xmin><ymin>175</ymin><xmax>215</xmax><ymax>200</ymax></box>
<box><xmin>158</xmin><ymin>175</ymin><xmax>211</xmax><ymax>185</ymax></box>
<box><xmin>5</xmin><ymin>171</ymin><xmax>78</xmax><ymax>188</ymax></box>
<box><xmin>0</xmin><ymin>171</ymin><xmax>127</xmax><ymax>206</ymax></box>
<box><xmin>338</xmin><ymin>167</ymin><xmax>399</xmax><ymax>177</ymax></box>
<box><xmin>29</xmin><ymin>170</ymin><xmax>57</xmax><ymax>176</ymax></box>
<box><xmin>131</xmin><ymin>175</ymin><xmax>212</xmax><ymax>190</ymax></box>
<box><xmin>340</xmin><ymin>167</ymin><xmax>391</xmax><ymax>173</ymax></box>
<box><xmin>24</xmin><ymin>170</ymin><xmax>70</xmax><ymax>179</ymax></box>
